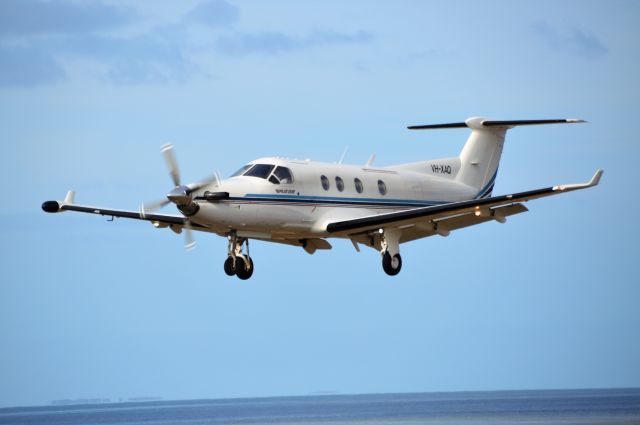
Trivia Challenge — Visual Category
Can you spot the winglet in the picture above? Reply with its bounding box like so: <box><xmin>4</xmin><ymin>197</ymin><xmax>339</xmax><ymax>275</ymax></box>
<box><xmin>553</xmin><ymin>169</ymin><xmax>603</xmax><ymax>192</ymax></box>
<box><xmin>42</xmin><ymin>190</ymin><xmax>75</xmax><ymax>213</ymax></box>
<box><xmin>63</xmin><ymin>190</ymin><xmax>75</xmax><ymax>205</ymax></box>
<box><xmin>589</xmin><ymin>169</ymin><xmax>603</xmax><ymax>186</ymax></box>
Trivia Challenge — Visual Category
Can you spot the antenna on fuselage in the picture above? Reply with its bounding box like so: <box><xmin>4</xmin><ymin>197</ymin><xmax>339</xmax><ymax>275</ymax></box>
<box><xmin>338</xmin><ymin>145</ymin><xmax>349</xmax><ymax>164</ymax></box>
<box><xmin>365</xmin><ymin>153</ymin><xmax>376</xmax><ymax>167</ymax></box>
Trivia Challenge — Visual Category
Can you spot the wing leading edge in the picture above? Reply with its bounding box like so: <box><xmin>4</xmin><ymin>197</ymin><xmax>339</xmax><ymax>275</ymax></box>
<box><xmin>326</xmin><ymin>170</ymin><xmax>603</xmax><ymax>236</ymax></box>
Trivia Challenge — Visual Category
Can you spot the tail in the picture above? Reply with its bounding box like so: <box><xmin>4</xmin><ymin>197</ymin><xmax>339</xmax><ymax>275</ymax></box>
<box><xmin>408</xmin><ymin>117</ymin><xmax>585</xmax><ymax>198</ymax></box>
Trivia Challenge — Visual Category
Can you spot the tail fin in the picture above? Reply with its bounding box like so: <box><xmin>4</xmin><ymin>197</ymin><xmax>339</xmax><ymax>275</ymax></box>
<box><xmin>408</xmin><ymin>117</ymin><xmax>585</xmax><ymax>198</ymax></box>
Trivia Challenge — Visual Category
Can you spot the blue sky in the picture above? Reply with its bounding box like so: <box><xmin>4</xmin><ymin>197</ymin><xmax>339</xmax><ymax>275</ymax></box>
<box><xmin>1</xmin><ymin>0</ymin><xmax>639</xmax><ymax>408</ymax></box>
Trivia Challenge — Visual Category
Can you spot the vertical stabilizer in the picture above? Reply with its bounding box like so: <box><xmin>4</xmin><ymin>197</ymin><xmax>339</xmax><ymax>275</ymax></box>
<box><xmin>457</xmin><ymin>117</ymin><xmax>505</xmax><ymax>198</ymax></box>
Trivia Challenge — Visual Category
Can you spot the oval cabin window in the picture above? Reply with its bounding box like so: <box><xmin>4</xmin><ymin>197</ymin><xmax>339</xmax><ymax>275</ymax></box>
<box><xmin>378</xmin><ymin>179</ymin><xmax>387</xmax><ymax>195</ymax></box>
<box><xmin>320</xmin><ymin>175</ymin><xmax>330</xmax><ymax>191</ymax></box>
<box><xmin>335</xmin><ymin>176</ymin><xmax>344</xmax><ymax>192</ymax></box>
<box><xmin>354</xmin><ymin>178</ymin><xmax>363</xmax><ymax>194</ymax></box>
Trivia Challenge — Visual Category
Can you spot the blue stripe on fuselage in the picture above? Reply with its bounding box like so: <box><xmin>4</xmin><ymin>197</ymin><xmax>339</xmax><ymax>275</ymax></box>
<box><xmin>219</xmin><ymin>170</ymin><xmax>499</xmax><ymax>208</ymax></box>
<box><xmin>474</xmin><ymin>169</ymin><xmax>498</xmax><ymax>199</ymax></box>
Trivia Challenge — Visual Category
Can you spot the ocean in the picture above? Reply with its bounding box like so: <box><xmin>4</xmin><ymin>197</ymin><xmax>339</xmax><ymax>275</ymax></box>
<box><xmin>1</xmin><ymin>389</ymin><xmax>639</xmax><ymax>425</ymax></box>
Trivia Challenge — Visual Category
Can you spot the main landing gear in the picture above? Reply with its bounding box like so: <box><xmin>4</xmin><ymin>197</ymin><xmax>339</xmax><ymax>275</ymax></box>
<box><xmin>379</xmin><ymin>228</ymin><xmax>402</xmax><ymax>276</ymax></box>
<box><xmin>223</xmin><ymin>233</ymin><xmax>254</xmax><ymax>280</ymax></box>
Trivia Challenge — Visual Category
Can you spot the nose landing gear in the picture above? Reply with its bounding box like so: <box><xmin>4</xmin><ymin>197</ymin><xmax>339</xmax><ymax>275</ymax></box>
<box><xmin>224</xmin><ymin>233</ymin><xmax>254</xmax><ymax>280</ymax></box>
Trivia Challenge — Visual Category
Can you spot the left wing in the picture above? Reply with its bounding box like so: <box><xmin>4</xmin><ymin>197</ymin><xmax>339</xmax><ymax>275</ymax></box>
<box><xmin>326</xmin><ymin>170</ymin><xmax>603</xmax><ymax>238</ymax></box>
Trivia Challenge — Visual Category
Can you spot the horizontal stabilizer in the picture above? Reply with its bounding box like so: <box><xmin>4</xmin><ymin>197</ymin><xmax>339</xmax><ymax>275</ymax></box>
<box><xmin>408</xmin><ymin>118</ymin><xmax>585</xmax><ymax>130</ymax></box>
<box><xmin>483</xmin><ymin>119</ymin><xmax>586</xmax><ymax>127</ymax></box>
<box><xmin>407</xmin><ymin>122</ymin><xmax>468</xmax><ymax>130</ymax></box>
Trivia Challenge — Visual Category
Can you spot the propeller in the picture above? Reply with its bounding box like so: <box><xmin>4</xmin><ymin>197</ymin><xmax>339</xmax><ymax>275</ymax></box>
<box><xmin>142</xmin><ymin>143</ymin><xmax>219</xmax><ymax>250</ymax></box>
<box><xmin>161</xmin><ymin>143</ymin><xmax>181</xmax><ymax>187</ymax></box>
<box><xmin>184</xmin><ymin>220</ymin><xmax>196</xmax><ymax>251</ymax></box>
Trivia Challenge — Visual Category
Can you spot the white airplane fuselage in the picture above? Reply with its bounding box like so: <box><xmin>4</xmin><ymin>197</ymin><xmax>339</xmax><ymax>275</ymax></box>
<box><xmin>192</xmin><ymin>156</ymin><xmax>480</xmax><ymax>239</ymax></box>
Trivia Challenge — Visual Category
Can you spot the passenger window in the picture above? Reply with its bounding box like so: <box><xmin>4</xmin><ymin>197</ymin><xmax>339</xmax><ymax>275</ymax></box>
<box><xmin>378</xmin><ymin>179</ymin><xmax>387</xmax><ymax>195</ymax></box>
<box><xmin>321</xmin><ymin>175</ymin><xmax>330</xmax><ymax>191</ymax></box>
<box><xmin>354</xmin><ymin>178</ymin><xmax>363</xmax><ymax>194</ymax></box>
<box><xmin>245</xmin><ymin>164</ymin><xmax>275</xmax><ymax>179</ymax></box>
<box><xmin>273</xmin><ymin>166</ymin><xmax>293</xmax><ymax>184</ymax></box>
<box><xmin>335</xmin><ymin>176</ymin><xmax>344</xmax><ymax>192</ymax></box>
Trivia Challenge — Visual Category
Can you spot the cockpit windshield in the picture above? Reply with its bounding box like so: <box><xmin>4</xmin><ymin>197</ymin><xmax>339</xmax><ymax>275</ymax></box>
<box><xmin>230</xmin><ymin>164</ymin><xmax>252</xmax><ymax>177</ymax></box>
<box><xmin>231</xmin><ymin>163</ymin><xmax>294</xmax><ymax>184</ymax></box>
<box><xmin>244</xmin><ymin>164</ymin><xmax>275</xmax><ymax>179</ymax></box>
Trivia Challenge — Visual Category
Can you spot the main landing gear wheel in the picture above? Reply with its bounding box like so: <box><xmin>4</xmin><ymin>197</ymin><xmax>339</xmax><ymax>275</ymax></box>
<box><xmin>223</xmin><ymin>256</ymin><xmax>236</xmax><ymax>276</ymax></box>
<box><xmin>235</xmin><ymin>256</ymin><xmax>254</xmax><ymax>280</ymax></box>
<box><xmin>225</xmin><ymin>233</ymin><xmax>255</xmax><ymax>280</ymax></box>
<box><xmin>382</xmin><ymin>251</ymin><xmax>402</xmax><ymax>276</ymax></box>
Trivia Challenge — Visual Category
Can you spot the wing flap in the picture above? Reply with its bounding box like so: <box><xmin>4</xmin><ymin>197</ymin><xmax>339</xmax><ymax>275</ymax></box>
<box><xmin>399</xmin><ymin>203</ymin><xmax>528</xmax><ymax>243</ymax></box>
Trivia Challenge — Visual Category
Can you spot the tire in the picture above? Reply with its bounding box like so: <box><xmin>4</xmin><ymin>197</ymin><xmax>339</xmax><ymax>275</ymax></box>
<box><xmin>382</xmin><ymin>252</ymin><xmax>402</xmax><ymax>276</ymax></box>
<box><xmin>224</xmin><ymin>256</ymin><xmax>236</xmax><ymax>276</ymax></box>
<box><xmin>236</xmin><ymin>256</ymin><xmax>254</xmax><ymax>280</ymax></box>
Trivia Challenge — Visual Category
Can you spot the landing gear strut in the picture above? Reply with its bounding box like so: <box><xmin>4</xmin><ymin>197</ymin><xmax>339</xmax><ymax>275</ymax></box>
<box><xmin>224</xmin><ymin>233</ymin><xmax>254</xmax><ymax>280</ymax></box>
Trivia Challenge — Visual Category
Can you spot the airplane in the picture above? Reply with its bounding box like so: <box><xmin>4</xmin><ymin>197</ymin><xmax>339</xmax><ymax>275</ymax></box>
<box><xmin>42</xmin><ymin>117</ymin><xmax>603</xmax><ymax>280</ymax></box>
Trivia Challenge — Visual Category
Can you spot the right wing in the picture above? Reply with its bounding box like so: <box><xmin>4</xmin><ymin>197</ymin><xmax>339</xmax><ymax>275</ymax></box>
<box><xmin>326</xmin><ymin>170</ymin><xmax>603</xmax><ymax>239</ymax></box>
<box><xmin>41</xmin><ymin>191</ymin><xmax>205</xmax><ymax>230</ymax></box>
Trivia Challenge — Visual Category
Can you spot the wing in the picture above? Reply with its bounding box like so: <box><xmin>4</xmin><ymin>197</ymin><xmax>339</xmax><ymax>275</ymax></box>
<box><xmin>326</xmin><ymin>170</ymin><xmax>603</xmax><ymax>240</ymax></box>
<box><xmin>41</xmin><ymin>192</ymin><xmax>206</xmax><ymax>230</ymax></box>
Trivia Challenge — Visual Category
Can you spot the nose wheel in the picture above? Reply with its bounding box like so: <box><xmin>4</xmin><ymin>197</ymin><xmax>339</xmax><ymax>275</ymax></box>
<box><xmin>224</xmin><ymin>233</ymin><xmax>255</xmax><ymax>280</ymax></box>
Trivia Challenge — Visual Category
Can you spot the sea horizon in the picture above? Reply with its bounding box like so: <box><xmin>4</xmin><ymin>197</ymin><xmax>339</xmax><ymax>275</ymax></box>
<box><xmin>2</xmin><ymin>387</ymin><xmax>639</xmax><ymax>425</ymax></box>
<box><xmin>2</xmin><ymin>386</ymin><xmax>639</xmax><ymax>410</ymax></box>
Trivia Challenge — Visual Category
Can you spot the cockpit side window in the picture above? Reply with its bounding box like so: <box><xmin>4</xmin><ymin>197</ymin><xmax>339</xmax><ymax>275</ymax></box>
<box><xmin>272</xmin><ymin>166</ymin><xmax>294</xmax><ymax>184</ymax></box>
<box><xmin>244</xmin><ymin>164</ymin><xmax>275</xmax><ymax>179</ymax></box>
<box><xmin>230</xmin><ymin>164</ymin><xmax>252</xmax><ymax>177</ymax></box>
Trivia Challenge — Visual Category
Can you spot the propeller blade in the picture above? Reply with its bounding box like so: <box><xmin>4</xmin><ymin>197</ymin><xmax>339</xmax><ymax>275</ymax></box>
<box><xmin>161</xmin><ymin>143</ymin><xmax>181</xmax><ymax>187</ymax></box>
<box><xmin>186</xmin><ymin>173</ymin><xmax>219</xmax><ymax>193</ymax></box>
<box><xmin>142</xmin><ymin>198</ymin><xmax>171</xmax><ymax>213</ymax></box>
<box><xmin>184</xmin><ymin>221</ymin><xmax>196</xmax><ymax>251</ymax></box>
